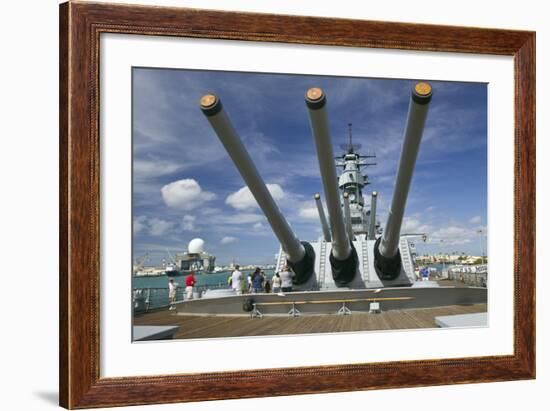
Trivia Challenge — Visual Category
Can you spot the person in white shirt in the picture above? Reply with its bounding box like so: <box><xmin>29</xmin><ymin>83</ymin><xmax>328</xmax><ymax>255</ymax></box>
<box><xmin>271</xmin><ymin>273</ymin><xmax>282</xmax><ymax>293</ymax></box>
<box><xmin>231</xmin><ymin>265</ymin><xmax>243</xmax><ymax>295</ymax></box>
<box><xmin>168</xmin><ymin>279</ymin><xmax>178</xmax><ymax>310</ymax></box>
<box><xmin>278</xmin><ymin>266</ymin><xmax>295</xmax><ymax>293</ymax></box>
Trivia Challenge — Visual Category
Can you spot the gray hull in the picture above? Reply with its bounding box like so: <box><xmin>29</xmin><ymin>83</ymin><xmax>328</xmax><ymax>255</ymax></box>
<box><xmin>175</xmin><ymin>286</ymin><xmax>487</xmax><ymax>316</ymax></box>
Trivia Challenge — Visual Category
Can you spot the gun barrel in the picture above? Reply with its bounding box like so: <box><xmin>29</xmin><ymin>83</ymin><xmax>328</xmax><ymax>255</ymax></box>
<box><xmin>343</xmin><ymin>192</ymin><xmax>354</xmax><ymax>242</ymax></box>
<box><xmin>369</xmin><ymin>191</ymin><xmax>378</xmax><ymax>240</ymax></box>
<box><xmin>379</xmin><ymin>82</ymin><xmax>432</xmax><ymax>258</ymax></box>
<box><xmin>305</xmin><ymin>88</ymin><xmax>352</xmax><ymax>261</ymax></box>
<box><xmin>315</xmin><ymin>193</ymin><xmax>331</xmax><ymax>242</ymax></box>
<box><xmin>200</xmin><ymin>94</ymin><xmax>306</xmax><ymax>263</ymax></box>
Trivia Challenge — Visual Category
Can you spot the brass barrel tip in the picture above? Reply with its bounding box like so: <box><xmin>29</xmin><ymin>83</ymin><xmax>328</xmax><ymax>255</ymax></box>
<box><xmin>372</xmin><ymin>191</ymin><xmax>378</xmax><ymax>196</ymax></box>
<box><xmin>314</xmin><ymin>193</ymin><xmax>321</xmax><ymax>200</ymax></box>
<box><xmin>306</xmin><ymin>88</ymin><xmax>324</xmax><ymax>101</ymax></box>
<box><xmin>200</xmin><ymin>94</ymin><xmax>217</xmax><ymax>109</ymax></box>
<box><xmin>200</xmin><ymin>94</ymin><xmax>223</xmax><ymax>116</ymax></box>
<box><xmin>415</xmin><ymin>82</ymin><xmax>432</xmax><ymax>96</ymax></box>
<box><xmin>305</xmin><ymin>87</ymin><xmax>326</xmax><ymax>110</ymax></box>
<box><xmin>412</xmin><ymin>82</ymin><xmax>432</xmax><ymax>104</ymax></box>
<box><xmin>343</xmin><ymin>192</ymin><xmax>349</xmax><ymax>198</ymax></box>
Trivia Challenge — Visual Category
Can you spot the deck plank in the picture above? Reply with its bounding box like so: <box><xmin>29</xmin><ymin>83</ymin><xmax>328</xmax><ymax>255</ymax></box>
<box><xmin>133</xmin><ymin>304</ymin><xmax>487</xmax><ymax>340</ymax></box>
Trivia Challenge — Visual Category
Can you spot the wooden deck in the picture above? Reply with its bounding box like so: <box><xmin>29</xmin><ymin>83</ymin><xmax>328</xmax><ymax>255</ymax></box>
<box><xmin>134</xmin><ymin>303</ymin><xmax>487</xmax><ymax>340</ymax></box>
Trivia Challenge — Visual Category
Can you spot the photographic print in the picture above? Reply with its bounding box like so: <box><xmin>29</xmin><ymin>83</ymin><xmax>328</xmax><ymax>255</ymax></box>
<box><xmin>131</xmin><ymin>68</ymin><xmax>488</xmax><ymax>341</ymax></box>
<box><xmin>60</xmin><ymin>3</ymin><xmax>535</xmax><ymax>406</ymax></box>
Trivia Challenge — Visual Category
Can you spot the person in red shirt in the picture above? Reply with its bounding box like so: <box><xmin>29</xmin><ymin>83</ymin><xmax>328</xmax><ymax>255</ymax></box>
<box><xmin>185</xmin><ymin>272</ymin><xmax>196</xmax><ymax>300</ymax></box>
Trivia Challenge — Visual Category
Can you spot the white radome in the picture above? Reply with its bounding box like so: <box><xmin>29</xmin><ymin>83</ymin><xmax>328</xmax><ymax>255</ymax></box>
<box><xmin>188</xmin><ymin>238</ymin><xmax>205</xmax><ymax>254</ymax></box>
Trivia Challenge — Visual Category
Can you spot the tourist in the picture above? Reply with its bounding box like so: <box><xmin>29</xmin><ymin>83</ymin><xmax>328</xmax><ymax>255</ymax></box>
<box><xmin>251</xmin><ymin>267</ymin><xmax>264</xmax><ymax>294</ymax></box>
<box><xmin>185</xmin><ymin>271</ymin><xmax>196</xmax><ymax>300</ymax></box>
<box><xmin>168</xmin><ymin>278</ymin><xmax>178</xmax><ymax>310</ymax></box>
<box><xmin>279</xmin><ymin>266</ymin><xmax>295</xmax><ymax>293</ymax></box>
<box><xmin>231</xmin><ymin>265</ymin><xmax>243</xmax><ymax>295</ymax></box>
<box><xmin>264</xmin><ymin>273</ymin><xmax>271</xmax><ymax>293</ymax></box>
<box><xmin>421</xmin><ymin>267</ymin><xmax>430</xmax><ymax>281</ymax></box>
<box><xmin>272</xmin><ymin>272</ymin><xmax>282</xmax><ymax>293</ymax></box>
<box><xmin>260</xmin><ymin>270</ymin><xmax>267</xmax><ymax>286</ymax></box>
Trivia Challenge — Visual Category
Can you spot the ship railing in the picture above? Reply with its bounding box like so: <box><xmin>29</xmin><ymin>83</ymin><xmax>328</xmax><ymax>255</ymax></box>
<box><xmin>446</xmin><ymin>271</ymin><xmax>487</xmax><ymax>288</ymax></box>
<box><xmin>251</xmin><ymin>296</ymin><xmax>415</xmax><ymax>318</ymax></box>
<box><xmin>133</xmin><ymin>284</ymin><xmax>229</xmax><ymax>313</ymax></box>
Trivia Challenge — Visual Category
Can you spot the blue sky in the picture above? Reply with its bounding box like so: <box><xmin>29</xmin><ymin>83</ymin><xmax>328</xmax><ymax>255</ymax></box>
<box><xmin>132</xmin><ymin>68</ymin><xmax>487</xmax><ymax>266</ymax></box>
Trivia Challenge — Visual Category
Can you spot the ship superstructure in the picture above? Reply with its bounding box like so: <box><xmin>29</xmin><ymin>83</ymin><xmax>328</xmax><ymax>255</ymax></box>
<box><xmin>336</xmin><ymin>123</ymin><xmax>377</xmax><ymax>237</ymax></box>
<box><xmin>174</xmin><ymin>238</ymin><xmax>216</xmax><ymax>273</ymax></box>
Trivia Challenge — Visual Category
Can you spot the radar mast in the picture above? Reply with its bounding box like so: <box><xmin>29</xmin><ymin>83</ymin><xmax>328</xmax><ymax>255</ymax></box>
<box><xmin>336</xmin><ymin>123</ymin><xmax>377</xmax><ymax>236</ymax></box>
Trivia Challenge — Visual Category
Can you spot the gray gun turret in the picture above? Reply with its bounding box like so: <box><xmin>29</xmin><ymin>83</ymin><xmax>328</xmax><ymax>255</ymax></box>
<box><xmin>305</xmin><ymin>88</ymin><xmax>358</xmax><ymax>286</ymax></box>
<box><xmin>200</xmin><ymin>94</ymin><xmax>315</xmax><ymax>284</ymax></box>
<box><xmin>314</xmin><ymin>193</ymin><xmax>331</xmax><ymax>242</ymax></box>
<box><xmin>374</xmin><ymin>82</ymin><xmax>432</xmax><ymax>280</ymax></box>
<box><xmin>368</xmin><ymin>191</ymin><xmax>378</xmax><ymax>240</ymax></box>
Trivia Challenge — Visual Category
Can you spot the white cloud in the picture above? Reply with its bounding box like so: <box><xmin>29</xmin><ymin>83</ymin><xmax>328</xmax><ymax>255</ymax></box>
<box><xmin>181</xmin><ymin>215</ymin><xmax>198</xmax><ymax>231</ymax></box>
<box><xmin>221</xmin><ymin>236</ymin><xmax>238</xmax><ymax>244</ymax></box>
<box><xmin>148</xmin><ymin>217</ymin><xmax>174</xmax><ymax>236</ymax></box>
<box><xmin>298</xmin><ymin>204</ymin><xmax>320</xmax><ymax>220</ymax></box>
<box><xmin>243</xmin><ymin>131</ymin><xmax>280</xmax><ymax>159</ymax></box>
<box><xmin>161</xmin><ymin>179</ymin><xmax>216</xmax><ymax>210</ymax></box>
<box><xmin>402</xmin><ymin>218</ymin><xmax>421</xmax><ymax>232</ymax></box>
<box><xmin>200</xmin><ymin>207</ymin><xmax>219</xmax><ymax>216</ymax></box>
<box><xmin>133</xmin><ymin>216</ymin><xmax>147</xmax><ymax>234</ymax></box>
<box><xmin>400</xmin><ymin>217</ymin><xmax>432</xmax><ymax>234</ymax></box>
<box><xmin>221</xmin><ymin>213</ymin><xmax>265</xmax><ymax>225</ymax></box>
<box><xmin>428</xmin><ymin>225</ymin><xmax>475</xmax><ymax>245</ymax></box>
<box><xmin>250</xmin><ymin>222</ymin><xmax>270</xmax><ymax>236</ymax></box>
<box><xmin>469</xmin><ymin>215</ymin><xmax>482</xmax><ymax>224</ymax></box>
<box><xmin>133</xmin><ymin>159</ymin><xmax>181</xmax><ymax>179</ymax></box>
<box><xmin>225</xmin><ymin>184</ymin><xmax>285</xmax><ymax>210</ymax></box>
<box><xmin>133</xmin><ymin>215</ymin><xmax>175</xmax><ymax>236</ymax></box>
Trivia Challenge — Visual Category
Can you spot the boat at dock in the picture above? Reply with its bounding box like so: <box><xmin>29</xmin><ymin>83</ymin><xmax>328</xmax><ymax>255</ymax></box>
<box><xmin>134</xmin><ymin>238</ymin><xmax>222</xmax><ymax>277</ymax></box>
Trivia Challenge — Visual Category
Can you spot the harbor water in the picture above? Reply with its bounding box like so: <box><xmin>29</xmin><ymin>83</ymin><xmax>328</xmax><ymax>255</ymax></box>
<box><xmin>133</xmin><ymin>269</ymin><xmax>275</xmax><ymax>312</ymax></box>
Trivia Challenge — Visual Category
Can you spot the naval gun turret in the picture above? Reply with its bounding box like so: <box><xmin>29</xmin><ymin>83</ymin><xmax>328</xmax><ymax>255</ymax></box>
<box><xmin>374</xmin><ymin>82</ymin><xmax>432</xmax><ymax>281</ymax></box>
<box><xmin>314</xmin><ymin>193</ymin><xmax>331</xmax><ymax>242</ymax></box>
<box><xmin>200</xmin><ymin>82</ymin><xmax>431</xmax><ymax>291</ymax></box>
<box><xmin>303</xmin><ymin>82</ymin><xmax>432</xmax><ymax>288</ymax></box>
<box><xmin>305</xmin><ymin>88</ymin><xmax>359</xmax><ymax>286</ymax></box>
<box><xmin>200</xmin><ymin>95</ymin><xmax>316</xmax><ymax>286</ymax></box>
<box><xmin>369</xmin><ymin>191</ymin><xmax>378</xmax><ymax>240</ymax></box>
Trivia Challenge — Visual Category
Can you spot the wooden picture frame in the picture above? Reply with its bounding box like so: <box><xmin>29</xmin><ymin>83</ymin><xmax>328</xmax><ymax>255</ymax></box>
<box><xmin>59</xmin><ymin>1</ymin><xmax>535</xmax><ymax>408</ymax></box>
